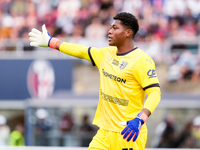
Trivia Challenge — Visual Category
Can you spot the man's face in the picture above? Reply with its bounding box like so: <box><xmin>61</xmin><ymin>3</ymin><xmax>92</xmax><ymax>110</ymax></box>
<box><xmin>108</xmin><ymin>20</ymin><xmax>127</xmax><ymax>46</ymax></box>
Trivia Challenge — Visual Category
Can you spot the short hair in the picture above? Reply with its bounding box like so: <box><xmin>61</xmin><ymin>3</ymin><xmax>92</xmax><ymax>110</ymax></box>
<box><xmin>113</xmin><ymin>12</ymin><xmax>139</xmax><ymax>38</ymax></box>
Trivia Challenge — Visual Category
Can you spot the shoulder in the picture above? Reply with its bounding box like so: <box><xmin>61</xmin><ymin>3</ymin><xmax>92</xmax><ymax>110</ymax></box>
<box><xmin>132</xmin><ymin>48</ymin><xmax>156</xmax><ymax>68</ymax></box>
<box><xmin>91</xmin><ymin>46</ymin><xmax>117</xmax><ymax>51</ymax></box>
<box><xmin>128</xmin><ymin>47</ymin><xmax>151</xmax><ymax>63</ymax></box>
<box><xmin>136</xmin><ymin>48</ymin><xmax>154</xmax><ymax>62</ymax></box>
<box><xmin>100</xmin><ymin>46</ymin><xmax>117</xmax><ymax>52</ymax></box>
<box><xmin>91</xmin><ymin>46</ymin><xmax>117</xmax><ymax>55</ymax></box>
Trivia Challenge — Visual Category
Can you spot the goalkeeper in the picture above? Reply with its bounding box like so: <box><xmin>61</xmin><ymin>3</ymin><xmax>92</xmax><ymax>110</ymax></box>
<box><xmin>29</xmin><ymin>12</ymin><xmax>161</xmax><ymax>150</ymax></box>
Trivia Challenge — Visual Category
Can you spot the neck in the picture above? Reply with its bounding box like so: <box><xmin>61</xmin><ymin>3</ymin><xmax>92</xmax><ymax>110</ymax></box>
<box><xmin>117</xmin><ymin>40</ymin><xmax>134</xmax><ymax>54</ymax></box>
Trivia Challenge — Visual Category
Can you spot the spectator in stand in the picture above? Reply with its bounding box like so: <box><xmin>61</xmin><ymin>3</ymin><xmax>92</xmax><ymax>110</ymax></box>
<box><xmin>55</xmin><ymin>0</ymin><xmax>81</xmax><ymax>35</ymax></box>
<box><xmin>11</xmin><ymin>0</ymin><xmax>26</xmax><ymax>16</ymax></box>
<box><xmin>192</xmin><ymin>116</ymin><xmax>200</xmax><ymax>147</ymax></box>
<box><xmin>59</xmin><ymin>112</ymin><xmax>74</xmax><ymax>132</ymax></box>
<box><xmin>35</xmin><ymin>0</ymin><xmax>52</xmax><ymax>25</ymax></box>
<box><xmin>35</xmin><ymin>108</ymin><xmax>52</xmax><ymax>146</ymax></box>
<box><xmin>99</xmin><ymin>0</ymin><xmax>113</xmax><ymax>24</ymax></box>
<box><xmin>174</xmin><ymin>120</ymin><xmax>198</xmax><ymax>148</ymax></box>
<box><xmin>175</xmin><ymin>116</ymin><xmax>200</xmax><ymax>148</ymax></box>
<box><xmin>80</xmin><ymin>114</ymin><xmax>97</xmax><ymax>146</ymax></box>
<box><xmin>85</xmin><ymin>17</ymin><xmax>107</xmax><ymax>40</ymax></box>
<box><xmin>163</xmin><ymin>0</ymin><xmax>186</xmax><ymax>18</ymax></box>
<box><xmin>9</xmin><ymin>123</ymin><xmax>25</xmax><ymax>146</ymax></box>
<box><xmin>197</xmin><ymin>20</ymin><xmax>200</xmax><ymax>36</ymax></box>
<box><xmin>113</xmin><ymin>0</ymin><xmax>124</xmax><ymax>12</ymax></box>
<box><xmin>168</xmin><ymin>18</ymin><xmax>183</xmax><ymax>42</ymax></box>
<box><xmin>157</xmin><ymin>114</ymin><xmax>176</xmax><ymax>148</ymax></box>
<box><xmin>0</xmin><ymin>14</ymin><xmax>14</xmax><ymax>39</ymax></box>
<box><xmin>0</xmin><ymin>115</ymin><xmax>10</xmax><ymax>145</ymax></box>
<box><xmin>0</xmin><ymin>0</ymin><xmax>12</xmax><ymax>14</ymax></box>
<box><xmin>167</xmin><ymin>50</ymin><xmax>199</xmax><ymax>82</ymax></box>
<box><xmin>155</xmin><ymin>16</ymin><xmax>169</xmax><ymax>42</ymax></box>
<box><xmin>68</xmin><ymin>24</ymin><xmax>89</xmax><ymax>46</ymax></box>
<box><xmin>85</xmin><ymin>17</ymin><xmax>108</xmax><ymax>47</ymax></box>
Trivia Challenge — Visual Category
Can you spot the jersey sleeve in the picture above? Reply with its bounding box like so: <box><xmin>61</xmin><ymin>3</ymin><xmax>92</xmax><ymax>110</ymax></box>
<box><xmin>59</xmin><ymin>42</ymin><xmax>91</xmax><ymax>61</ymax></box>
<box><xmin>133</xmin><ymin>55</ymin><xmax>160</xmax><ymax>90</ymax></box>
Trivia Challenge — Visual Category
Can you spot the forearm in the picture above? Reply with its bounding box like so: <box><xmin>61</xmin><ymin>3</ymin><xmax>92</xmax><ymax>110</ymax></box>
<box><xmin>143</xmin><ymin>87</ymin><xmax>161</xmax><ymax>115</ymax></box>
<box><xmin>55</xmin><ymin>41</ymin><xmax>91</xmax><ymax>61</ymax></box>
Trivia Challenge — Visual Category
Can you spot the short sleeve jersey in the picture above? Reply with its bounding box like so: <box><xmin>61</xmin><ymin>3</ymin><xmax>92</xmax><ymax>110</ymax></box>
<box><xmin>88</xmin><ymin>46</ymin><xmax>160</xmax><ymax>133</ymax></box>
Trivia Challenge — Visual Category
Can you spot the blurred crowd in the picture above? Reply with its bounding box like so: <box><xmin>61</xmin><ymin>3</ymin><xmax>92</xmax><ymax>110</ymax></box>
<box><xmin>1</xmin><ymin>0</ymin><xmax>200</xmax><ymax>81</ymax></box>
<box><xmin>1</xmin><ymin>112</ymin><xmax>200</xmax><ymax>148</ymax></box>
<box><xmin>0</xmin><ymin>0</ymin><xmax>200</xmax><ymax>49</ymax></box>
<box><xmin>0</xmin><ymin>109</ymin><xmax>97</xmax><ymax>147</ymax></box>
<box><xmin>0</xmin><ymin>115</ymin><xmax>25</xmax><ymax>146</ymax></box>
<box><xmin>151</xmin><ymin>114</ymin><xmax>200</xmax><ymax>148</ymax></box>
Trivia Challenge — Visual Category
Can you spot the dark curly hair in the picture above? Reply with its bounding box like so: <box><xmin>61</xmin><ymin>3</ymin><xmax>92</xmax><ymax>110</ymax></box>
<box><xmin>113</xmin><ymin>12</ymin><xmax>139</xmax><ymax>38</ymax></box>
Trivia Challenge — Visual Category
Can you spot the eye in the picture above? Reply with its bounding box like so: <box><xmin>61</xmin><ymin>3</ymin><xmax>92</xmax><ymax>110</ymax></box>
<box><xmin>110</xmin><ymin>26</ymin><xmax>117</xmax><ymax>30</ymax></box>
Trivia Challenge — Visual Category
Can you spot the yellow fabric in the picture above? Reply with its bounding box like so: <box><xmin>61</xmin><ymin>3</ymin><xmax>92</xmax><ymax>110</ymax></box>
<box><xmin>89</xmin><ymin>46</ymin><xmax>160</xmax><ymax>132</ymax></box>
<box><xmin>59</xmin><ymin>42</ymin><xmax>90</xmax><ymax>61</ymax></box>
<box><xmin>144</xmin><ymin>87</ymin><xmax>161</xmax><ymax>113</ymax></box>
<box><xmin>88</xmin><ymin>128</ymin><xmax>147</xmax><ymax>150</ymax></box>
<box><xmin>58</xmin><ymin>43</ymin><xmax>161</xmax><ymax>133</ymax></box>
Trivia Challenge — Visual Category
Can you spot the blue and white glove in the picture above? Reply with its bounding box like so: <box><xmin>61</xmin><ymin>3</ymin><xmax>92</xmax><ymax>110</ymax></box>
<box><xmin>120</xmin><ymin>111</ymin><xmax>148</xmax><ymax>142</ymax></box>
<box><xmin>29</xmin><ymin>24</ymin><xmax>59</xmax><ymax>49</ymax></box>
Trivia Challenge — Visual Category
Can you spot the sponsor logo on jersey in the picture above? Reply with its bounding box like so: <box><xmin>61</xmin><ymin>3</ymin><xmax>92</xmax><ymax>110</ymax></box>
<box><xmin>100</xmin><ymin>90</ymin><xmax>129</xmax><ymax>106</ymax></box>
<box><xmin>107</xmin><ymin>56</ymin><xmax>113</xmax><ymax>62</ymax></box>
<box><xmin>147</xmin><ymin>69</ymin><xmax>157</xmax><ymax>78</ymax></box>
<box><xmin>120</xmin><ymin>61</ymin><xmax>128</xmax><ymax>69</ymax></box>
<box><xmin>112</xmin><ymin>59</ymin><xmax>119</xmax><ymax>66</ymax></box>
<box><xmin>146</xmin><ymin>58</ymin><xmax>152</xmax><ymax>64</ymax></box>
<box><xmin>102</xmin><ymin>69</ymin><xmax>126</xmax><ymax>84</ymax></box>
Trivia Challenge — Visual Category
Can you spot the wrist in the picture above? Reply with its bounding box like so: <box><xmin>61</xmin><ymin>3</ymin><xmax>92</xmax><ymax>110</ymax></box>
<box><xmin>49</xmin><ymin>37</ymin><xmax>60</xmax><ymax>49</ymax></box>
<box><xmin>137</xmin><ymin>111</ymin><xmax>148</xmax><ymax>123</ymax></box>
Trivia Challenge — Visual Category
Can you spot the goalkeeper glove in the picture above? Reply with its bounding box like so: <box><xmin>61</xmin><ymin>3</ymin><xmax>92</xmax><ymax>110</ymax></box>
<box><xmin>29</xmin><ymin>24</ymin><xmax>59</xmax><ymax>49</ymax></box>
<box><xmin>119</xmin><ymin>111</ymin><xmax>148</xmax><ymax>142</ymax></box>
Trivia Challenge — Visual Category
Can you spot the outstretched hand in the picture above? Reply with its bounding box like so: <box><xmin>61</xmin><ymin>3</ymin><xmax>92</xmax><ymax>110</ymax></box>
<box><xmin>29</xmin><ymin>24</ymin><xmax>52</xmax><ymax>47</ymax></box>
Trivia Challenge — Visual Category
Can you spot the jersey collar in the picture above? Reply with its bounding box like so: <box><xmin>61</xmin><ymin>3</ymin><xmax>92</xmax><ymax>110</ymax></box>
<box><xmin>117</xmin><ymin>47</ymin><xmax>138</xmax><ymax>56</ymax></box>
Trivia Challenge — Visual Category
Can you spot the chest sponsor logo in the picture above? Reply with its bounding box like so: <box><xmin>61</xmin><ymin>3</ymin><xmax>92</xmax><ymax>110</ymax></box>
<box><xmin>102</xmin><ymin>69</ymin><xmax>126</xmax><ymax>84</ymax></box>
<box><xmin>120</xmin><ymin>61</ymin><xmax>128</xmax><ymax>69</ymax></box>
<box><xmin>112</xmin><ymin>59</ymin><xmax>119</xmax><ymax>66</ymax></box>
<box><xmin>147</xmin><ymin>69</ymin><xmax>157</xmax><ymax>78</ymax></box>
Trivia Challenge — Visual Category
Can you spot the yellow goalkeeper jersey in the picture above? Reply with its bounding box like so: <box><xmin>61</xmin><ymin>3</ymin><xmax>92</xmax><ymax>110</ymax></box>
<box><xmin>88</xmin><ymin>46</ymin><xmax>160</xmax><ymax>133</ymax></box>
<box><xmin>59</xmin><ymin>43</ymin><xmax>160</xmax><ymax>133</ymax></box>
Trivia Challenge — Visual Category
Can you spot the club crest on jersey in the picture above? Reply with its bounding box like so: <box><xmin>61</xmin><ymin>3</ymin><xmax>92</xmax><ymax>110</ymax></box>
<box><xmin>119</xmin><ymin>61</ymin><xmax>128</xmax><ymax>69</ymax></box>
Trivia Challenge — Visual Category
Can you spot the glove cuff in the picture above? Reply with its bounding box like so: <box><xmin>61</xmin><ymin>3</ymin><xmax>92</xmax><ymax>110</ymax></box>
<box><xmin>49</xmin><ymin>38</ymin><xmax>60</xmax><ymax>49</ymax></box>
<box><xmin>137</xmin><ymin>111</ymin><xmax>148</xmax><ymax>123</ymax></box>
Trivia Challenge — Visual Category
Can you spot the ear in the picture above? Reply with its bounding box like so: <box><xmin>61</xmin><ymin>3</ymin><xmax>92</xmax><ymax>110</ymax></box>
<box><xmin>125</xmin><ymin>29</ymin><xmax>133</xmax><ymax>38</ymax></box>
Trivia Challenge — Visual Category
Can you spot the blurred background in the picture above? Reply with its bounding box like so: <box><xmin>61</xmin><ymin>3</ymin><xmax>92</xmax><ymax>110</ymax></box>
<box><xmin>0</xmin><ymin>0</ymin><xmax>200</xmax><ymax>148</ymax></box>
